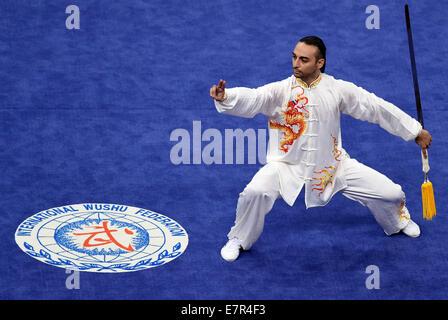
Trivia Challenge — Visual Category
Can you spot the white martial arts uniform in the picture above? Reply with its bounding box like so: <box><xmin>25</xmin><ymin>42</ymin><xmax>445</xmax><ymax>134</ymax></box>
<box><xmin>215</xmin><ymin>73</ymin><xmax>422</xmax><ymax>250</ymax></box>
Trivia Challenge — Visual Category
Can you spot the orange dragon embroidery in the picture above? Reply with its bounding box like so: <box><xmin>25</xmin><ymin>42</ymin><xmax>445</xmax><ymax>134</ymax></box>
<box><xmin>331</xmin><ymin>134</ymin><xmax>343</xmax><ymax>161</ymax></box>
<box><xmin>312</xmin><ymin>166</ymin><xmax>336</xmax><ymax>195</ymax></box>
<box><xmin>398</xmin><ymin>201</ymin><xmax>410</xmax><ymax>221</ymax></box>
<box><xmin>312</xmin><ymin>135</ymin><xmax>344</xmax><ymax>195</ymax></box>
<box><xmin>269</xmin><ymin>86</ymin><xmax>309</xmax><ymax>153</ymax></box>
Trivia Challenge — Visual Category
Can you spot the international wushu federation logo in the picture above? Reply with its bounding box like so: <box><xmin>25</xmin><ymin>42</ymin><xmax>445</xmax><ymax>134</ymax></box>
<box><xmin>15</xmin><ymin>204</ymin><xmax>189</xmax><ymax>272</ymax></box>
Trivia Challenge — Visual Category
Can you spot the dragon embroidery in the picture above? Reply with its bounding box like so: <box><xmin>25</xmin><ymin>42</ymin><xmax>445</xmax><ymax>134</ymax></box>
<box><xmin>312</xmin><ymin>135</ymin><xmax>344</xmax><ymax>195</ymax></box>
<box><xmin>269</xmin><ymin>86</ymin><xmax>309</xmax><ymax>153</ymax></box>
<box><xmin>312</xmin><ymin>166</ymin><xmax>336</xmax><ymax>195</ymax></box>
<box><xmin>331</xmin><ymin>134</ymin><xmax>343</xmax><ymax>161</ymax></box>
<box><xmin>398</xmin><ymin>200</ymin><xmax>410</xmax><ymax>221</ymax></box>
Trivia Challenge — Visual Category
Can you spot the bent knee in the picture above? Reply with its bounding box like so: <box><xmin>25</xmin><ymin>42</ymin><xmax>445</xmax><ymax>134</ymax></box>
<box><xmin>240</xmin><ymin>184</ymin><xmax>276</xmax><ymax>200</ymax></box>
<box><xmin>381</xmin><ymin>183</ymin><xmax>404</xmax><ymax>203</ymax></box>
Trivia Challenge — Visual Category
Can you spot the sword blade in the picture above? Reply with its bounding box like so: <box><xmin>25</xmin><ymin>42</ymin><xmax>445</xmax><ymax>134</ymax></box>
<box><xmin>405</xmin><ymin>4</ymin><xmax>424</xmax><ymax>128</ymax></box>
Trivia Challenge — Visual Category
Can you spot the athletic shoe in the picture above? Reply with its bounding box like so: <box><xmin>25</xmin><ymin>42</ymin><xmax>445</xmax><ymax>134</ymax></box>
<box><xmin>220</xmin><ymin>238</ymin><xmax>242</xmax><ymax>262</ymax></box>
<box><xmin>401</xmin><ymin>219</ymin><xmax>421</xmax><ymax>238</ymax></box>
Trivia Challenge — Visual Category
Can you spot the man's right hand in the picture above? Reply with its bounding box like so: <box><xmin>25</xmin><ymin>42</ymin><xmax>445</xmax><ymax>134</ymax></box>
<box><xmin>210</xmin><ymin>79</ymin><xmax>226</xmax><ymax>102</ymax></box>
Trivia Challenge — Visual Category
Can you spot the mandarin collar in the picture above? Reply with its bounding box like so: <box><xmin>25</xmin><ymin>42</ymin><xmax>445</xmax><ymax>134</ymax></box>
<box><xmin>295</xmin><ymin>73</ymin><xmax>322</xmax><ymax>89</ymax></box>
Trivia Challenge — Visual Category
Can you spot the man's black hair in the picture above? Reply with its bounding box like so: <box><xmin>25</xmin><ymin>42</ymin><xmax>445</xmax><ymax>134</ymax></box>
<box><xmin>299</xmin><ymin>36</ymin><xmax>326</xmax><ymax>73</ymax></box>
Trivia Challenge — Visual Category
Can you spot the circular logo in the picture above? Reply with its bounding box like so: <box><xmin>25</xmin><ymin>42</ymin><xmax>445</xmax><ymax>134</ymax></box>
<box><xmin>15</xmin><ymin>203</ymin><xmax>189</xmax><ymax>272</ymax></box>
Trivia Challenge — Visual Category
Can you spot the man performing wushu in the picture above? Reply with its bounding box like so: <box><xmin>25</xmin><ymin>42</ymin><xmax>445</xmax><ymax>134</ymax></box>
<box><xmin>210</xmin><ymin>36</ymin><xmax>433</xmax><ymax>262</ymax></box>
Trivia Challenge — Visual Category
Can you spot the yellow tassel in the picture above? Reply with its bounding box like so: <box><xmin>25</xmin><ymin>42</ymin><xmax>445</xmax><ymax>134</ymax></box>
<box><xmin>422</xmin><ymin>180</ymin><xmax>436</xmax><ymax>220</ymax></box>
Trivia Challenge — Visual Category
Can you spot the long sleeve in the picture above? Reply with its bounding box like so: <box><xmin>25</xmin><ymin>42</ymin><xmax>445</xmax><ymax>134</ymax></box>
<box><xmin>214</xmin><ymin>80</ymin><xmax>286</xmax><ymax>118</ymax></box>
<box><xmin>337</xmin><ymin>80</ymin><xmax>422</xmax><ymax>142</ymax></box>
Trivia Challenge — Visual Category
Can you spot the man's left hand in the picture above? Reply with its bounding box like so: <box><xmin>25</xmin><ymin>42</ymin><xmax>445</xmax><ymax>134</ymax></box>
<box><xmin>415</xmin><ymin>129</ymin><xmax>432</xmax><ymax>158</ymax></box>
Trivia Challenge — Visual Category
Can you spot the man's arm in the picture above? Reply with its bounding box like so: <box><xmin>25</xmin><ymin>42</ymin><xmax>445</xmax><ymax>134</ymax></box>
<box><xmin>337</xmin><ymin>80</ymin><xmax>432</xmax><ymax>156</ymax></box>
<box><xmin>210</xmin><ymin>79</ymin><xmax>285</xmax><ymax>118</ymax></box>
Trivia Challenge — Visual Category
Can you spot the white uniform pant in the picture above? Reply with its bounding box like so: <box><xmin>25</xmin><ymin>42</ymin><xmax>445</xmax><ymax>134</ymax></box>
<box><xmin>227</xmin><ymin>158</ymin><xmax>410</xmax><ymax>250</ymax></box>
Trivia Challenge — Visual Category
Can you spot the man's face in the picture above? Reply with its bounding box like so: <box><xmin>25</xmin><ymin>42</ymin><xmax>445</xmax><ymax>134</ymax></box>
<box><xmin>292</xmin><ymin>42</ymin><xmax>324</xmax><ymax>79</ymax></box>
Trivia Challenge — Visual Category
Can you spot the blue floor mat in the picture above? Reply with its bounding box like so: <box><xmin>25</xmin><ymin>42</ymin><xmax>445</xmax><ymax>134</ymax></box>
<box><xmin>1</xmin><ymin>0</ymin><xmax>447</xmax><ymax>300</ymax></box>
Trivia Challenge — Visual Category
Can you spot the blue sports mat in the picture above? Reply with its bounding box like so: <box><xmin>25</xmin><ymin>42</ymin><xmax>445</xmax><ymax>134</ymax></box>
<box><xmin>0</xmin><ymin>0</ymin><xmax>447</xmax><ymax>300</ymax></box>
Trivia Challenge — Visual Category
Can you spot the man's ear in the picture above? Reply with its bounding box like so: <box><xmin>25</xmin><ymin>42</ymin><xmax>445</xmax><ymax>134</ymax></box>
<box><xmin>317</xmin><ymin>58</ymin><xmax>325</xmax><ymax>70</ymax></box>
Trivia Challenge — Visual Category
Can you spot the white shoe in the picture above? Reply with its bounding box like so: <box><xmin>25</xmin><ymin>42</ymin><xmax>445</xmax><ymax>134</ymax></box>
<box><xmin>220</xmin><ymin>238</ymin><xmax>242</xmax><ymax>262</ymax></box>
<box><xmin>401</xmin><ymin>219</ymin><xmax>421</xmax><ymax>238</ymax></box>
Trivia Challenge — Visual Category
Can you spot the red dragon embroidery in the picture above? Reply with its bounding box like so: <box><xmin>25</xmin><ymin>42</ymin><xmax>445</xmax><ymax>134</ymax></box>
<box><xmin>269</xmin><ymin>86</ymin><xmax>309</xmax><ymax>153</ymax></box>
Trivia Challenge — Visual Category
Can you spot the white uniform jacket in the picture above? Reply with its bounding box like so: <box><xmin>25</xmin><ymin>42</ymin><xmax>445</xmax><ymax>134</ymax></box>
<box><xmin>215</xmin><ymin>73</ymin><xmax>422</xmax><ymax>208</ymax></box>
